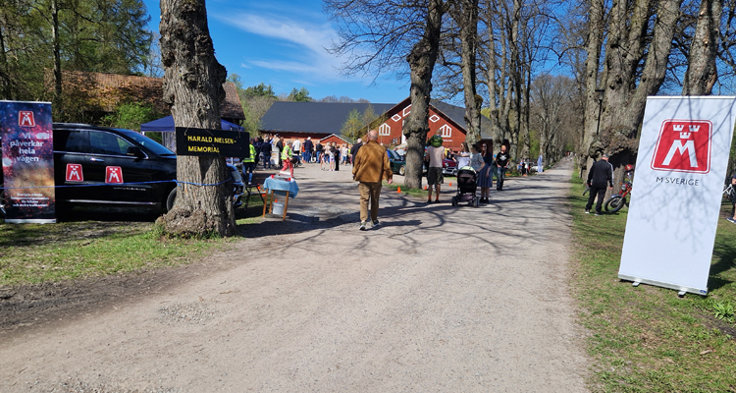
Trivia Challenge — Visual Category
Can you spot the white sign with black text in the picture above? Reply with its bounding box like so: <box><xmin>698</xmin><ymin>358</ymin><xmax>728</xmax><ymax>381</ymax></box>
<box><xmin>618</xmin><ymin>96</ymin><xmax>736</xmax><ymax>295</ymax></box>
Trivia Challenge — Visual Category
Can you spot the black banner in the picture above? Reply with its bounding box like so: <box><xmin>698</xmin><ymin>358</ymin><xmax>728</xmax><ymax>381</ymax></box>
<box><xmin>175</xmin><ymin>127</ymin><xmax>249</xmax><ymax>157</ymax></box>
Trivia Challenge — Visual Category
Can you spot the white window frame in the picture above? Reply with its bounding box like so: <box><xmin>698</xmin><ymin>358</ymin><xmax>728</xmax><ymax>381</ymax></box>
<box><xmin>379</xmin><ymin>123</ymin><xmax>391</xmax><ymax>136</ymax></box>
<box><xmin>439</xmin><ymin>124</ymin><xmax>452</xmax><ymax>138</ymax></box>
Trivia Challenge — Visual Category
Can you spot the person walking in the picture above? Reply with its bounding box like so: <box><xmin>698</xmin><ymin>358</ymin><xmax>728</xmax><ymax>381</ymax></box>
<box><xmin>303</xmin><ymin>137</ymin><xmax>313</xmax><ymax>163</ymax></box>
<box><xmin>281</xmin><ymin>140</ymin><xmax>294</xmax><ymax>177</ymax></box>
<box><xmin>352</xmin><ymin>130</ymin><xmax>393</xmax><ymax>231</ymax></box>
<box><xmin>316</xmin><ymin>141</ymin><xmax>324</xmax><ymax>163</ymax></box>
<box><xmin>537</xmin><ymin>154</ymin><xmax>544</xmax><ymax>173</ymax></box>
<box><xmin>478</xmin><ymin>141</ymin><xmax>494</xmax><ymax>203</ymax></box>
<box><xmin>426</xmin><ymin>134</ymin><xmax>444</xmax><ymax>204</ymax></box>
<box><xmin>585</xmin><ymin>153</ymin><xmax>613</xmax><ymax>215</ymax></box>
<box><xmin>495</xmin><ymin>143</ymin><xmax>510</xmax><ymax>191</ymax></box>
<box><xmin>261</xmin><ymin>137</ymin><xmax>272</xmax><ymax>169</ymax></box>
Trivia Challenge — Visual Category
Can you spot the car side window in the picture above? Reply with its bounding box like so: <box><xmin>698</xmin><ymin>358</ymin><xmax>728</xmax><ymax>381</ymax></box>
<box><xmin>89</xmin><ymin>132</ymin><xmax>134</xmax><ymax>156</ymax></box>
<box><xmin>54</xmin><ymin>130</ymin><xmax>90</xmax><ymax>153</ymax></box>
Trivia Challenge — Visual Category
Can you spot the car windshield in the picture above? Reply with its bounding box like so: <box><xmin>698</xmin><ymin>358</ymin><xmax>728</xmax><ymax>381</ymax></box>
<box><xmin>387</xmin><ymin>149</ymin><xmax>400</xmax><ymax>160</ymax></box>
<box><xmin>116</xmin><ymin>129</ymin><xmax>175</xmax><ymax>156</ymax></box>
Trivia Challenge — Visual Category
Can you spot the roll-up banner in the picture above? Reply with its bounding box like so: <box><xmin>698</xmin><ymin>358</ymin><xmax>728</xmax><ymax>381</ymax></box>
<box><xmin>618</xmin><ymin>96</ymin><xmax>736</xmax><ymax>295</ymax></box>
<box><xmin>0</xmin><ymin>101</ymin><xmax>56</xmax><ymax>223</ymax></box>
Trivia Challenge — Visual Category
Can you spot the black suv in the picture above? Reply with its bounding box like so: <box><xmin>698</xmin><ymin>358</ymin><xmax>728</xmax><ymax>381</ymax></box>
<box><xmin>2</xmin><ymin>123</ymin><xmax>243</xmax><ymax>215</ymax></box>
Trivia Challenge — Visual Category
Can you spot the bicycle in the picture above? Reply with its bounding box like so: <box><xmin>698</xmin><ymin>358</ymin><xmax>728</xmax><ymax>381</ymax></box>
<box><xmin>604</xmin><ymin>165</ymin><xmax>634</xmax><ymax>213</ymax></box>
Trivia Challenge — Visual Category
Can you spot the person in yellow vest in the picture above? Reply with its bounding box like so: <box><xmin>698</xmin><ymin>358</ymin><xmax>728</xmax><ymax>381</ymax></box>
<box><xmin>281</xmin><ymin>140</ymin><xmax>294</xmax><ymax>177</ymax></box>
<box><xmin>242</xmin><ymin>139</ymin><xmax>257</xmax><ymax>185</ymax></box>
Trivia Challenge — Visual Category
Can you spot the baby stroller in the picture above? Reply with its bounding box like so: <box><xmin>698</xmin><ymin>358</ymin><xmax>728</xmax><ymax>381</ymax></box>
<box><xmin>451</xmin><ymin>166</ymin><xmax>480</xmax><ymax>207</ymax></box>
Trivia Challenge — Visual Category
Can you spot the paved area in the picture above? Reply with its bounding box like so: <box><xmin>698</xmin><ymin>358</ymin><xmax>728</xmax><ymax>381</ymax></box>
<box><xmin>0</xmin><ymin>157</ymin><xmax>588</xmax><ymax>392</ymax></box>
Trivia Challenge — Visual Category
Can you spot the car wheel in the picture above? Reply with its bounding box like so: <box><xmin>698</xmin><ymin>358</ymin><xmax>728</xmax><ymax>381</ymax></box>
<box><xmin>165</xmin><ymin>187</ymin><xmax>177</xmax><ymax>212</ymax></box>
<box><xmin>399</xmin><ymin>166</ymin><xmax>405</xmax><ymax>176</ymax></box>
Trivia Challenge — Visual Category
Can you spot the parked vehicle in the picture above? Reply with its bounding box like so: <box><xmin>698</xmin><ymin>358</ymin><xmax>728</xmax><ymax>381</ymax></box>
<box><xmin>387</xmin><ymin>149</ymin><xmax>406</xmax><ymax>176</ymax></box>
<box><xmin>442</xmin><ymin>158</ymin><xmax>457</xmax><ymax>176</ymax></box>
<box><xmin>1</xmin><ymin>123</ymin><xmax>243</xmax><ymax>216</ymax></box>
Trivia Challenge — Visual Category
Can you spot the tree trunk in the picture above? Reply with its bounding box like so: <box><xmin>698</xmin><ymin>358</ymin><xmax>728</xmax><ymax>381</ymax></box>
<box><xmin>0</xmin><ymin>15</ymin><xmax>10</xmax><ymax>99</ymax></box>
<box><xmin>403</xmin><ymin>0</ymin><xmax>444</xmax><ymax>189</ymax></box>
<box><xmin>51</xmin><ymin>0</ymin><xmax>62</xmax><ymax>116</ymax></box>
<box><xmin>580</xmin><ymin>0</ymin><xmax>605</xmax><ymax>170</ymax></box>
<box><xmin>483</xmin><ymin>2</ymin><xmax>505</xmax><ymax>145</ymax></box>
<box><xmin>453</xmin><ymin>0</ymin><xmax>481</xmax><ymax>145</ymax></box>
<box><xmin>157</xmin><ymin>0</ymin><xmax>234</xmax><ymax>237</ymax></box>
<box><xmin>682</xmin><ymin>0</ymin><xmax>721</xmax><ymax>95</ymax></box>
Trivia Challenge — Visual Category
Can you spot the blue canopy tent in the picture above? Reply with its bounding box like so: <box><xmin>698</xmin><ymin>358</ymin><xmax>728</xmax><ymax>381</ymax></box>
<box><xmin>140</xmin><ymin>115</ymin><xmax>244</xmax><ymax>132</ymax></box>
<box><xmin>140</xmin><ymin>115</ymin><xmax>244</xmax><ymax>152</ymax></box>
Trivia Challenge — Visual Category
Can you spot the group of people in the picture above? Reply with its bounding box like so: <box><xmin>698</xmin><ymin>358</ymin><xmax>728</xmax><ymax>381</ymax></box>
<box><xmin>352</xmin><ymin>132</ymin><xmax>531</xmax><ymax>231</ymax></box>
<box><xmin>246</xmin><ymin>131</ymin><xmax>541</xmax><ymax>231</ymax></box>
<box><xmin>244</xmin><ymin>135</ymin><xmax>363</xmax><ymax>179</ymax></box>
<box><xmin>438</xmin><ymin>139</ymin><xmax>511</xmax><ymax>204</ymax></box>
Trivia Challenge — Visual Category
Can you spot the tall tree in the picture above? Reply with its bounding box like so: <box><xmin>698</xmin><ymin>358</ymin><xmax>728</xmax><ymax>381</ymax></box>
<box><xmin>157</xmin><ymin>0</ymin><xmax>234</xmax><ymax>237</ymax></box>
<box><xmin>404</xmin><ymin>0</ymin><xmax>445</xmax><ymax>188</ymax></box>
<box><xmin>450</xmin><ymin>0</ymin><xmax>482</xmax><ymax>145</ymax></box>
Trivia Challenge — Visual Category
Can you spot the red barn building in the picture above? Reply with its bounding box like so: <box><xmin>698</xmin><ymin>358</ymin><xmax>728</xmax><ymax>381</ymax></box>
<box><xmin>260</xmin><ymin>98</ymin><xmax>493</xmax><ymax>151</ymax></box>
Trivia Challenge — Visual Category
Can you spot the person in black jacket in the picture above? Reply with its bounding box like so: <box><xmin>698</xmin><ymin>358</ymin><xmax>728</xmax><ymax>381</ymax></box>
<box><xmin>261</xmin><ymin>138</ymin><xmax>272</xmax><ymax>169</ymax></box>
<box><xmin>586</xmin><ymin>153</ymin><xmax>613</xmax><ymax>215</ymax></box>
<box><xmin>495</xmin><ymin>143</ymin><xmax>511</xmax><ymax>190</ymax></box>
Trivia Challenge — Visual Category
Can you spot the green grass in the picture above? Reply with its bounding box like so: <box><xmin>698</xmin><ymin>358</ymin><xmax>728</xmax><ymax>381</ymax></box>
<box><xmin>570</xmin><ymin>175</ymin><xmax>736</xmax><ymax>392</ymax></box>
<box><xmin>0</xmin><ymin>220</ymin><xmax>220</xmax><ymax>286</ymax></box>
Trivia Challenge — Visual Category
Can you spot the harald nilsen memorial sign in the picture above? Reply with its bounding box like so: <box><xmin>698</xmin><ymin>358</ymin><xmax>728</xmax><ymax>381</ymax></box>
<box><xmin>175</xmin><ymin>127</ymin><xmax>249</xmax><ymax>158</ymax></box>
<box><xmin>618</xmin><ymin>96</ymin><xmax>736</xmax><ymax>295</ymax></box>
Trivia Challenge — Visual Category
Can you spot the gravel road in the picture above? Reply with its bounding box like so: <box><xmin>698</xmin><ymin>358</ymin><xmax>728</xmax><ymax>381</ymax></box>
<box><xmin>0</xmin><ymin>157</ymin><xmax>588</xmax><ymax>392</ymax></box>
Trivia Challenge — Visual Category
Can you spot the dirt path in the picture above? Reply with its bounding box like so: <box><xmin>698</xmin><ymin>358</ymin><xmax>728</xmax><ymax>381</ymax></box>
<box><xmin>1</xmin><ymin>158</ymin><xmax>588</xmax><ymax>392</ymax></box>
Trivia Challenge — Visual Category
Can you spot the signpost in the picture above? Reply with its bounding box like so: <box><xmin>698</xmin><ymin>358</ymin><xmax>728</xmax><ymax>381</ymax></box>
<box><xmin>175</xmin><ymin>127</ymin><xmax>249</xmax><ymax>157</ymax></box>
<box><xmin>0</xmin><ymin>100</ymin><xmax>56</xmax><ymax>223</ymax></box>
<box><xmin>618</xmin><ymin>96</ymin><xmax>736</xmax><ymax>296</ymax></box>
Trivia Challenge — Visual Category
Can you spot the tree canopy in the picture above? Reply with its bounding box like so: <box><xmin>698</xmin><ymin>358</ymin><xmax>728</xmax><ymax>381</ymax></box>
<box><xmin>0</xmin><ymin>0</ymin><xmax>153</xmax><ymax>117</ymax></box>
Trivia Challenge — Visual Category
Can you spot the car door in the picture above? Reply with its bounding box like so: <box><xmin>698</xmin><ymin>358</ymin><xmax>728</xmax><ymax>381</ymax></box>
<box><xmin>87</xmin><ymin>130</ymin><xmax>154</xmax><ymax>204</ymax></box>
<box><xmin>53</xmin><ymin>129</ymin><xmax>107</xmax><ymax>203</ymax></box>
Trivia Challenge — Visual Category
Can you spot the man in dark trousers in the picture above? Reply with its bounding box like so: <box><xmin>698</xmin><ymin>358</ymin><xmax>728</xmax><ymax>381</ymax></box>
<box><xmin>586</xmin><ymin>153</ymin><xmax>613</xmax><ymax>215</ymax></box>
<box><xmin>495</xmin><ymin>143</ymin><xmax>510</xmax><ymax>190</ymax></box>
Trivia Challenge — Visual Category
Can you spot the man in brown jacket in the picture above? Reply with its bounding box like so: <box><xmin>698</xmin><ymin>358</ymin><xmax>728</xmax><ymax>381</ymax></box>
<box><xmin>352</xmin><ymin>130</ymin><xmax>393</xmax><ymax>230</ymax></box>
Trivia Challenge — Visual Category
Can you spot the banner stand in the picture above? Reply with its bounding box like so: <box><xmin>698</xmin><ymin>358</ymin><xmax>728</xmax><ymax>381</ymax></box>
<box><xmin>617</xmin><ymin>96</ymin><xmax>736</xmax><ymax>297</ymax></box>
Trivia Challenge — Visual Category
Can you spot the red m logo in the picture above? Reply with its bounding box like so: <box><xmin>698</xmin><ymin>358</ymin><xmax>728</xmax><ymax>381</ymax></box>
<box><xmin>651</xmin><ymin>120</ymin><xmax>712</xmax><ymax>174</ymax></box>
<box><xmin>18</xmin><ymin>111</ymin><xmax>35</xmax><ymax>127</ymax></box>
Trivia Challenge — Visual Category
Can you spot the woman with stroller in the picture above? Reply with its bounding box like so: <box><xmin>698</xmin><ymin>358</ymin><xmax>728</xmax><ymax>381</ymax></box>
<box><xmin>477</xmin><ymin>141</ymin><xmax>494</xmax><ymax>203</ymax></box>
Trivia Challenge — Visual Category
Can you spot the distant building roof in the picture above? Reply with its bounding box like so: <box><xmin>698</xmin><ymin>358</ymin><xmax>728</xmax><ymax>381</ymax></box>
<box><xmin>260</xmin><ymin>99</ymin><xmax>493</xmax><ymax>139</ymax></box>
<box><xmin>59</xmin><ymin>71</ymin><xmax>245</xmax><ymax>121</ymax></box>
<box><xmin>429</xmin><ymin>99</ymin><xmax>494</xmax><ymax>139</ymax></box>
<box><xmin>260</xmin><ymin>101</ymin><xmax>395</xmax><ymax>135</ymax></box>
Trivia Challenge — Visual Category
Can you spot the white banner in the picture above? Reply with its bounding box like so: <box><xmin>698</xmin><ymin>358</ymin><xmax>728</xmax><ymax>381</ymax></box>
<box><xmin>619</xmin><ymin>96</ymin><xmax>736</xmax><ymax>295</ymax></box>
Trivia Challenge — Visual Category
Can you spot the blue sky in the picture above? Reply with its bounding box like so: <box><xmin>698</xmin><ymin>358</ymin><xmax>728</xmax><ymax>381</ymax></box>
<box><xmin>142</xmin><ymin>0</ymin><xmax>409</xmax><ymax>104</ymax></box>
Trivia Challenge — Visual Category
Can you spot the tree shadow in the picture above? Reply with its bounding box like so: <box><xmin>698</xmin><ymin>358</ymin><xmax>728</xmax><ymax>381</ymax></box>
<box><xmin>709</xmin><ymin>242</ymin><xmax>736</xmax><ymax>291</ymax></box>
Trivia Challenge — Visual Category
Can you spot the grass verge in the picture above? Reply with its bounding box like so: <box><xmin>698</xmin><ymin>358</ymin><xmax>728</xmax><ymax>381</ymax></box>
<box><xmin>0</xmin><ymin>220</ymin><xmax>219</xmax><ymax>287</ymax></box>
<box><xmin>0</xmin><ymin>192</ymin><xmax>268</xmax><ymax>287</ymax></box>
<box><xmin>569</xmin><ymin>174</ymin><xmax>736</xmax><ymax>392</ymax></box>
